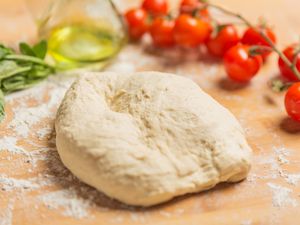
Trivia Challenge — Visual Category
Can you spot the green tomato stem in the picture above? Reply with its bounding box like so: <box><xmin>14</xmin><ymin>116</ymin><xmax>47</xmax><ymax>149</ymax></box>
<box><xmin>292</xmin><ymin>46</ymin><xmax>300</xmax><ymax>70</ymax></box>
<box><xmin>249</xmin><ymin>45</ymin><xmax>273</xmax><ymax>56</ymax></box>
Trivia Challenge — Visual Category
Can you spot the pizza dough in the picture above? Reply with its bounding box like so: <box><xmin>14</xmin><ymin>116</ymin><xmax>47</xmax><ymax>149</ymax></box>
<box><xmin>55</xmin><ymin>71</ymin><xmax>252</xmax><ymax>206</ymax></box>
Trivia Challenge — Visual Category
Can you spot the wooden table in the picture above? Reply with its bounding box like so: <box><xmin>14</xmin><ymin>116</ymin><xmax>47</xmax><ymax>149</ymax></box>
<box><xmin>1</xmin><ymin>0</ymin><xmax>300</xmax><ymax>224</ymax></box>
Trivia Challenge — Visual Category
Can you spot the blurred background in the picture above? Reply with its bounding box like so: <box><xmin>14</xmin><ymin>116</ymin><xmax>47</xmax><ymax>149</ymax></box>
<box><xmin>1</xmin><ymin>0</ymin><xmax>300</xmax><ymax>48</ymax></box>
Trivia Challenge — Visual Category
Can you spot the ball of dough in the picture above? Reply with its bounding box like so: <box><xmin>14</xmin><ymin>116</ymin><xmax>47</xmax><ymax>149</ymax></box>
<box><xmin>55</xmin><ymin>71</ymin><xmax>252</xmax><ymax>206</ymax></box>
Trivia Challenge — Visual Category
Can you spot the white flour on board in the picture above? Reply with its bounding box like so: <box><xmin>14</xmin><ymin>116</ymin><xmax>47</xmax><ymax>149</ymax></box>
<box><xmin>0</xmin><ymin>200</ymin><xmax>14</xmax><ymax>225</ymax></box>
<box><xmin>273</xmin><ymin>146</ymin><xmax>290</xmax><ymax>165</ymax></box>
<box><xmin>284</xmin><ymin>174</ymin><xmax>300</xmax><ymax>186</ymax></box>
<box><xmin>0</xmin><ymin>136</ymin><xmax>27</xmax><ymax>155</ymax></box>
<box><xmin>39</xmin><ymin>189</ymin><xmax>92</xmax><ymax>219</ymax></box>
<box><xmin>0</xmin><ymin>47</ymin><xmax>300</xmax><ymax>225</ymax></box>
<box><xmin>0</xmin><ymin>176</ymin><xmax>41</xmax><ymax>191</ymax></box>
<box><xmin>267</xmin><ymin>183</ymin><xmax>298</xmax><ymax>208</ymax></box>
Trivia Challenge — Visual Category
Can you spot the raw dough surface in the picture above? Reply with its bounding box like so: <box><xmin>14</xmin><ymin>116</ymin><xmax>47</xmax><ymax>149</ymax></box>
<box><xmin>55</xmin><ymin>71</ymin><xmax>252</xmax><ymax>206</ymax></box>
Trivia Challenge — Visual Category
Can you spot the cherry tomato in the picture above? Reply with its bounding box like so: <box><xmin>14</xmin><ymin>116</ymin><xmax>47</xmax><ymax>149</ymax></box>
<box><xmin>206</xmin><ymin>25</ymin><xmax>240</xmax><ymax>57</ymax></box>
<box><xmin>278</xmin><ymin>44</ymin><xmax>300</xmax><ymax>82</ymax></box>
<box><xmin>285</xmin><ymin>82</ymin><xmax>300</xmax><ymax>121</ymax></box>
<box><xmin>142</xmin><ymin>0</ymin><xmax>168</xmax><ymax>16</ymax></box>
<box><xmin>125</xmin><ymin>8</ymin><xmax>149</xmax><ymax>40</ymax></box>
<box><xmin>149</xmin><ymin>18</ymin><xmax>175</xmax><ymax>48</ymax></box>
<box><xmin>224</xmin><ymin>44</ymin><xmax>263</xmax><ymax>82</ymax></box>
<box><xmin>241</xmin><ymin>26</ymin><xmax>276</xmax><ymax>59</ymax></box>
<box><xmin>179</xmin><ymin>0</ymin><xmax>210</xmax><ymax>19</ymax></box>
<box><xmin>173</xmin><ymin>14</ymin><xmax>211</xmax><ymax>48</ymax></box>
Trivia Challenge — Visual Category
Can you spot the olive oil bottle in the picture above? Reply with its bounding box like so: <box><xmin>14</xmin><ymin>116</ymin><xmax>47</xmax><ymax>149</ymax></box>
<box><xmin>47</xmin><ymin>23</ymin><xmax>125</xmax><ymax>70</ymax></box>
<box><xmin>26</xmin><ymin>0</ymin><xmax>127</xmax><ymax>70</ymax></box>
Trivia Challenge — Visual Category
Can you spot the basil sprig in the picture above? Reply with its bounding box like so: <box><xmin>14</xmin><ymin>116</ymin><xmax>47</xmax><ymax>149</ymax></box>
<box><xmin>0</xmin><ymin>41</ymin><xmax>55</xmax><ymax>122</ymax></box>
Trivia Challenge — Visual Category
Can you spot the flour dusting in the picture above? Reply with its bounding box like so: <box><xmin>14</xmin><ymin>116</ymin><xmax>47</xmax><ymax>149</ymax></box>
<box><xmin>0</xmin><ymin>136</ymin><xmax>27</xmax><ymax>155</ymax></box>
<box><xmin>39</xmin><ymin>189</ymin><xmax>92</xmax><ymax>219</ymax></box>
<box><xmin>0</xmin><ymin>43</ymin><xmax>299</xmax><ymax>224</ymax></box>
<box><xmin>7</xmin><ymin>83</ymin><xmax>68</xmax><ymax>138</ymax></box>
<box><xmin>0</xmin><ymin>176</ymin><xmax>40</xmax><ymax>191</ymax></box>
<box><xmin>273</xmin><ymin>146</ymin><xmax>290</xmax><ymax>165</ymax></box>
<box><xmin>283</xmin><ymin>173</ymin><xmax>300</xmax><ymax>186</ymax></box>
<box><xmin>36</xmin><ymin>126</ymin><xmax>53</xmax><ymax>140</ymax></box>
<box><xmin>0</xmin><ymin>200</ymin><xmax>14</xmax><ymax>225</ymax></box>
<box><xmin>267</xmin><ymin>183</ymin><xmax>298</xmax><ymax>208</ymax></box>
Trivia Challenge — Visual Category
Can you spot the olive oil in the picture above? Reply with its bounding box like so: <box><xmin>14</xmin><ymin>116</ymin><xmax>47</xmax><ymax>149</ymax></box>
<box><xmin>47</xmin><ymin>24</ymin><xmax>124</xmax><ymax>70</ymax></box>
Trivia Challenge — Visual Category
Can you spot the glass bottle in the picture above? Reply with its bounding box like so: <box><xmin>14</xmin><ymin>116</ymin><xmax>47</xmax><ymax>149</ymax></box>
<box><xmin>25</xmin><ymin>0</ymin><xmax>127</xmax><ymax>70</ymax></box>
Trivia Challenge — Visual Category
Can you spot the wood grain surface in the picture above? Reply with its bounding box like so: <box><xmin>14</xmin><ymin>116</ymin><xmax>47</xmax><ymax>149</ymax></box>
<box><xmin>1</xmin><ymin>0</ymin><xmax>300</xmax><ymax>225</ymax></box>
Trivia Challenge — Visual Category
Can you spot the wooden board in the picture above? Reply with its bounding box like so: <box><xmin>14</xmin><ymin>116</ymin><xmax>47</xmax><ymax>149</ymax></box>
<box><xmin>1</xmin><ymin>0</ymin><xmax>300</xmax><ymax>225</ymax></box>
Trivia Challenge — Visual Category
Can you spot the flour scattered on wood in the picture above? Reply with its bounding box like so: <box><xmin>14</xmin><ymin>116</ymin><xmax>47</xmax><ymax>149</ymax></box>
<box><xmin>0</xmin><ymin>136</ymin><xmax>27</xmax><ymax>155</ymax></box>
<box><xmin>39</xmin><ymin>189</ymin><xmax>93</xmax><ymax>219</ymax></box>
<box><xmin>278</xmin><ymin>171</ymin><xmax>300</xmax><ymax>186</ymax></box>
<box><xmin>7</xmin><ymin>81</ymin><xmax>70</xmax><ymax>139</ymax></box>
<box><xmin>36</xmin><ymin>126</ymin><xmax>53</xmax><ymax>140</ymax></box>
<box><xmin>0</xmin><ymin>200</ymin><xmax>14</xmax><ymax>225</ymax></box>
<box><xmin>0</xmin><ymin>173</ymin><xmax>58</xmax><ymax>192</ymax></box>
<box><xmin>284</xmin><ymin>174</ymin><xmax>300</xmax><ymax>186</ymax></box>
<box><xmin>0</xmin><ymin>176</ymin><xmax>40</xmax><ymax>191</ymax></box>
<box><xmin>273</xmin><ymin>146</ymin><xmax>290</xmax><ymax>165</ymax></box>
<box><xmin>1</xmin><ymin>48</ymin><xmax>300</xmax><ymax>224</ymax></box>
<box><xmin>267</xmin><ymin>183</ymin><xmax>298</xmax><ymax>208</ymax></box>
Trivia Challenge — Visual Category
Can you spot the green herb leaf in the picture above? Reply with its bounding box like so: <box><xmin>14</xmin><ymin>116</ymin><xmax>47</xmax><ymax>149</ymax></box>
<box><xmin>0</xmin><ymin>60</ymin><xmax>31</xmax><ymax>81</ymax></box>
<box><xmin>2</xmin><ymin>75</ymin><xmax>26</xmax><ymax>92</ymax></box>
<box><xmin>19</xmin><ymin>42</ymin><xmax>36</xmax><ymax>57</ymax></box>
<box><xmin>19</xmin><ymin>40</ymin><xmax>48</xmax><ymax>59</ymax></box>
<box><xmin>28</xmin><ymin>65</ymin><xmax>52</xmax><ymax>78</ymax></box>
<box><xmin>5</xmin><ymin>54</ymin><xmax>51</xmax><ymax>66</ymax></box>
<box><xmin>0</xmin><ymin>41</ymin><xmax>54</xmax><ymax>123</ymax></box>
<box><xmin>0</xmin><ymin>45</ymin><xmax>14</xmax><ymax>59</ymax></box>
<box><xmin>33</xmin><ymin>40</ymin><xmax>47</xmax><ymax>59</ymax></box>
<box><xmin>0</xmin><ymin>61</ymin><xmax>20</xmax><ymax>79</ymax></box>
<box><xmin>0</xmin><ymin>89</ymin><xmax>4</xmax><ymax>122</ymax></box>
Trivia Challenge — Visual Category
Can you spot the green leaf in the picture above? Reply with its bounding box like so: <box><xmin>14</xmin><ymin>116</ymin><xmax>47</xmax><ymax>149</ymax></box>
<box><xmin>0</xmin><ymin>89</ymin><xmax>4</xmax><ymax>122</ymax></box>
<box><xmin>19</xmin><ymin>40</ymin><xmax>48</xmax><ymax>59</ymax></box>
<box><xmin>33</xmin><ymin>40</ymin><xmax>47</xmax><ymax>59</ymax></box>
<box><xmin>28</xmin><ymin>65</ymin><xmax>52</xmax><ymax>79</ymax></box>
<box><xmin>1</xmin><ymin>67</ymin><xmax>49</xmax><ymax>93</ymax></box>
<box><xmin>0</xmin><ymin>41</ymin><xmax>54</xmax><ymax>124</ymax></box>
<box><xmin>5</xmin><ymin>54</ymin><xmax>50</xmax><ymax>67</ymax></box>
<box><xmin>0</xmin><ymin>60</ymin><xmax>29</xmax><ymax>81</ymax></box>
<box><xmin>1</xmin><ymin>75</ymin><xmax>27</xmax><ymax>93</ymax></box>
<box><xmin>19</xmin><ymin>42</ymin><xmax>35</xmax><ymax>57</ymax></box>
<box><xmin>0</xmin><ymin>45</ymin><xmax>14</xmax><ymax>59</ymax></box>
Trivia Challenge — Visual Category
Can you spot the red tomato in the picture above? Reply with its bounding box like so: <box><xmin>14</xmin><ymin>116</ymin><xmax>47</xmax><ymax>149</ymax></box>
<box><xmin>224</xmin><ymin>44</ymin><xmax>263</xmax><ymax>82</ymax></box>
<box><xmin>278</xmin><ymin>44</ymin><xmax>300</xmax><ymax>82</ymax></box>
<box><xmin>173</xmin><ymin>14</ymin><xmax>211</xmax><ymax>48</ymax></box>
<box><xmin>206</xmin><ymin>25</ymin><xmax>240</xmax><ymax>57</ymax></box>
<box><xmin>285</xmin><ymin>82</ymin><xmax>300</xmax><ymax>121</ymax></box>
<box><xmin>149</xmin><ymin>18</ymin><xmax>175</xmax><ymax>48</ymax></box>
<box><xmin>179</xmin><ymin>0</ymin><xmax>210</xmax><ymax>19</ymax></box>
<box><xmin>242</xmin><ymin>27</ymin><xmax>276</xmax><ymax>46</ymax></box>
<box><xmin>125</xmin><ymin>8</ymin><xmax>149</xmax><ymax>40</ymax></box>
<box><xmin>241</xmin><ymin>26</ymin><xmax>276</xmax><ymax>59</ymax></box>
<box><xmin>142</xmin><ymin>0</ymin><xmax>168</xmax><ymax>16</ymax></box>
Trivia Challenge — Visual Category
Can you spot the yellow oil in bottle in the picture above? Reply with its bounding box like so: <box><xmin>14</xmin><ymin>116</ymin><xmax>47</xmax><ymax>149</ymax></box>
<box><xmin>47</xmin><ymin>23</ymin><xmax>125</xmax><ymax>70</ymax></box>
